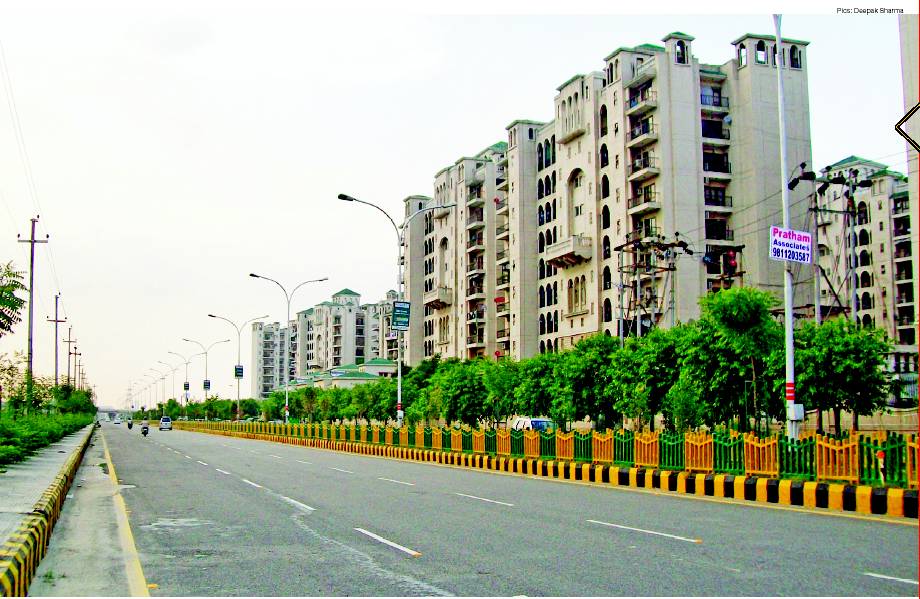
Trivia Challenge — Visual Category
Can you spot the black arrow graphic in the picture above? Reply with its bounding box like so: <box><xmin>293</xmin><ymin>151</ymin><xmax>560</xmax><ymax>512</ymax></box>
<box><xmin>895</xmin><ymin>102</ymin><xmax>920</xmax><ymax>153</ymax></box>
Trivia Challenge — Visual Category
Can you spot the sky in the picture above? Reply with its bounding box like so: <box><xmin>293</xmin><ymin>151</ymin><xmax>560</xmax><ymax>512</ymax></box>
<box><xmin>0</xmin><ymin>2</ymin><xmax>914</xmax><ymax>409</ymax></box>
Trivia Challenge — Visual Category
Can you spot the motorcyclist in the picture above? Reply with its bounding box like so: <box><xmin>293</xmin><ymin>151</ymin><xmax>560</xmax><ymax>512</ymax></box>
<box><xmin>127</xmin><ymin>418</ymin><xmax>133</xmax><ymax>430</ymax></box>
<box><xmin>141</xmin><ymin>419</ymin><xmax>149</xmax><ymax>436</ymax></box>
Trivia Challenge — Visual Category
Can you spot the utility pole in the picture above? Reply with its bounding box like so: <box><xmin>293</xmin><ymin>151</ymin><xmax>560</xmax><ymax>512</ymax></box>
<box><xmin>63</xmin><ymin>328</ymin><xmax>75</xmax><ymax>386</ymax></box>
<box><xmin>813</xmin><ymin>191</ymin><xmax>822</xmax><ymax>324</ymax></box>
<box><xmin>846</xmin><ymin>169</ymin><xmax>860</xmax><ymax>324</ymax></box>
<box><xmin>46</xmin><ymin>294</ymin><xmax>66</xmax><ymax>386</ymax></box>
<box><xmin>17</xmin><ymin>216</ymin><xmax>48</xmax><ymax>410</ymax></box>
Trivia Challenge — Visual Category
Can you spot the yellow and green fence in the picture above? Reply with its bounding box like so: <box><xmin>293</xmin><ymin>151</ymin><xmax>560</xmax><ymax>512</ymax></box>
<box><xmin>174</xmin><ymin>420</ymin><xmax>920</xmax><ymax>489</ymax></box>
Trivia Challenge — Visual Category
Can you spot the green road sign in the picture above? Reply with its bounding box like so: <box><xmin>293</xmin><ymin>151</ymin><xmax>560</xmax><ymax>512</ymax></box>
<box><xmin>234</xmin><ymin>365</ymin><xmax>244</xmax><ymax>379</ymax></box>
<box><xmin>183</xmin><ymin>381</ymin><xmax>190</xmax><ymax>391</ymax></box>
<box><xmin>392</xmin><ymin>300</ymin><xmax>410</xmax><ymax>331</ymax></box>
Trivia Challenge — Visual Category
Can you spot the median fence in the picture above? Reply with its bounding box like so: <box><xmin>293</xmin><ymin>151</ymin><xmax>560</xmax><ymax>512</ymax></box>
<box><xmin>173</xmin><ymin>421</ymin><xmax>918</xmax><ymax>518</ymax></box>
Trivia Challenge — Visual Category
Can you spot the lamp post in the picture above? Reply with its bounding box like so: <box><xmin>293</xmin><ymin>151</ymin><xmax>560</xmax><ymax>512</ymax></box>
<box><xmin>169</xmin><ymin>350</ymin><xmax>204</xmax><ymax>418</ymax></box>
<box><xmin>249</xmin><ymin>274</ymin><xmax>327</xmax><ymax>421</ymax></box>
<box><xmin>157</xmin><ymin>360</ymin><xmax>181</xmax><ymax>403</ymax></box>
<box><xmin>182</xmin><ymin>339</ymin><xmax>230</xmax><ymax>403</ymax></box>
<box><xmin>208</xmin><ymin>313</ymin><xmax>268</xmax><ymax>420</ymax></box>
<box><xmin>149</xmin><ymin>367</ymin><xmax>167</xmax><ymax>415</ymax></box>
<box><xmin>337</xmin><ymin>193</ymin><xmax>456</xmax><ymax>425</ymax></box>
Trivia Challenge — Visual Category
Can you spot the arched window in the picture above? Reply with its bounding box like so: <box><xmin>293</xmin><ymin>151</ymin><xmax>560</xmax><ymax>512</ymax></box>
<box><xmin>567</xmin><ymin>280</ymin><xmax>574</xmax><ymax>311</ymax></box>
<box><xmin>539</xmin><ymin>340</ymin><xmax>545</xmax><ymax>354</ymax></box>
<box><xmin>738</xmin><ymin>43</ymin><xmax>747</xmax><ymax>66</ymax></box>
<box><xmin>603</xmin><ymin>266</ymin><xmax>611</xmax><ymax>290</ymax></box>
<box><xmin>539</xmin><ymin>287</ymin><xmax>546</xmax><ymax>308</ymax></box>
<box><xmin>538</xmin><ymin>205</ymin><xmax>545</xmax><ymax>226</ymax></box>
<box><xmin>857</xmin><ymin>201</ymin><xmax>869</xmax><ymax>225</ymax></box>
<box><xmin>580</xmin><ymin>275</ymin><xmax>587</xmax><ymax>307</ymax></box>
<box><xmin>603</xmin><ymin>235</ymin><xmax>611</xmax><ymax>259</ymax></box>
<box><xmin>537</xmin><ymin>144</ymin><xmax>544</xmax><ymax>171</ymax></box>
<box><xmin>755</xmin><ymin>40</ymin><xmax>766</xmax><ymax>64</ymax></box>
<box><xmin>859</xmin><ymin>229</ymin><xmax>871</xmax><ymax>246</ymax></box>
<box><xmin>600</xmin><ymin>144</ymin><xmax>609</xmax><ymax>168</ymax></box>
<box><xmin>600</xmin><ymin>105</ymin><xmax>608</xmax><ymax>136</ymax></box>
<box><xmin>860</xmin><ymin>250</ymin><xmax>871</xmax><ymax>267</ymax></box>
<box><xmin>538</xmin><ymin>179</ymin><xmax>544</xmax><ymax>199</ymax></box>
<box><xmin>553</xmin><ymin>310</ymin><xmax>558</xmax><ymax>333</ymax></box>
<box><xmin>862</xmin><ymin>314</ymin><xmax>873</xmax><ymax>328</ymax></box>
<box><xmin>861</xmin><ymin>292</ymin><xmax>873</xmax><ymax>311</ymax></box>
<box><xmin>544</xmin><ymin>175</ymin><xmax>551</xmax><ymax>196</ymax></box>
<box><xmin>552</xmin><ymin>226</ymin><xmax>557</xmax><ymax>244</ymax></box>
<box><xmin>544</xmin><ymin>202</ymin><xmax>551</xmax><ymax>222</ymax></box>
<box><xmin>551</xmin><ymin>171</ymin><xmax>556</xmax><ymax>193</ymax></box>
<box><xmin>544</xmin><ymin>140</ymin><xmax>551</xmax><ymax>165</ymax></box>
<box><xmin>602</xmin><ymin>175</ymin><xmax>610</xmax><ymax>199</ymax></box>
<box><xmin>545</xmin><ymin>284</ymin><xmax>552</xmax><ymax>305</ymax></box>
<box><xmin>553</xmin><ymin>282</ymin><xmax>558</xmax><ymax>305</ymax></box>
<box><xmin>676</xmin><ymin>40</ymin><xmax>687</xmax><ymax>64</ymax></box>
<box><xmin>538</xmin><ymin>259</ymin><xmax>545</xmax><ymax>279</ymax></box>
<box><xmin>602</xmin><ymin>205</ymin><xmax>610</xmax><ymax>229</ymax></box>
<box><xmin>552</xmin><ymin>199</ymin><xmax>557</xmax><ymax>220</ymax></box>
<box><xmin>603</xmin><ymin>298</ymin><xmax>612</xmax><ymax>322</ymax></box>
<box><xmin>607</xmin><ymin>64</ymin><xmax>613</xmax><ymax>84</ymax></box>
<box><xmin>538</xmin><ymin>231</ymin><xmax>545</xmax><ymax>253</ymax></box>
<box><xmin>790</xmin><ymin>45</ymin><xmax>801</xmax><ymax>68</ymax></box>
<box><xmin>860</xmin><ymin>271</ymin><xmax>872</xmax><ymax>288</ymax></box>
<box><xmin>550</xmin><ymin>136</ymin><xmax>556</xmax><ymax>163</ymax></box>
<box><xmin>771</xmin><ymin>44</ymin><xmax>777</xmax><ymax>66</ymax></box>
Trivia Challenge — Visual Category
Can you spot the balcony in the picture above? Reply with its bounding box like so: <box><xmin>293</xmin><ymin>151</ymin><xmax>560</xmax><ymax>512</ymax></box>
<box><xmin>704</xmin><ymin>195</ymin><xmax>733</xmax><ymax>211</ymax></box>
<box><xmin>895</xmin><ymin>249</ymin><xmax>913</xmax><ymax>262</ymax></box>
<box><xmin>496</xmin><ymin>302</ymin><xmax>509</xmax><ymax>314</ymax></box>
<box><xmin>423</xmin><ymin>285</ymin><xmax>453</xmax><ymax>309</ymax></box>
<box><xmin>496</xmin><ymin>328</ymin><xmax>510</xmax><ymax>340</ymax></box>
<box><xmin>626</xmin><ymin>224</ymin><xmax>660</xmax><ymax>243</ymax></box>
<box><xmin>627</xmin><ymin>191</ymin><xmax>662</xmax><ymax>216</ymax></box>
<box><xmin>627</xmin><ymin>156</ymin><xmax>660</xmax><ymax>182</ymax></box>
<box><xmin>893</xmin><ymin>227</ymin><xmax>912</xmax><ymax>240</ymax></box>
<box><xmin>700</xmin><ymin>94</ymin><xmax>730</xmax><ymax>111</ymax></box>
<box><xmin>495</xmin><ymin>198</ymin><xmax>508</xmax><ymax>213</ymax></box>
<box><xmin>703</xmin><ymin>158</ymin><xmax>732</xmax><ymax>179</ymax></box>
<box><xmin>467</xmin><ymin>284</ymin><xmax>486</xmax><ymax>298</ymax></box>
<box><xmin>895</xmin><ymin>270</ymin><xmax>914</xmax><ymax>282</ymax></box>
<box><xmin>627</xmin><ymin>59</ymin><xmax>656</xmax><ymax>88</ymax></box>
<box><xmin>496</xmin><ymin>223</ymin><xmax>510</xmax><ymax>239</ymax></box>
<box><xmin>558</xmin><ymin>125</ymin><xmax>586</xmax><ymax>145</ymax></box>
<box><xmin>896</xmin><ymin>295</ymin><xmax>915</xmax><ymax>306</ymax></box>
<box><xmin>468</xmin><ymin>194</ymin><xmax>484</xmax><ymax>207</ymax></box>
<box><xmin>893</xmin><ymin>202</ymin><xmax>910</xmax><ymax>216</ymax></box>
<box><xmin>545</xmin><ymin>234</ymin><xmax>593</xmax><ymax>268</ymax></box>
<box><xmin>898</xmin><ymin>317</ymin><xmax>916</xmax><ymax>328</ymax></box>
<box><xmin>466</xmin><ymin>211</ymin><xmax>485</xmax><ymax>229</ymax></box>
<box><xmin>627</xmin><ymin>122</ymin><xmax>658</xmax><ymax>148</ymax></box>
<box><xmin>467</xmin><ymin>310</ymin><xmax>486</xmax><ymax>323</ymax></box>
<box><xmin>496</xmin><ymin>249</ymin><xmax>510</xmax><ymax>264</ymax></box>
<box><xmin>701</xmin><ymin>126</ymin><xmax>731</xmax><ymax>145</ymax></box>
<box><xmin>466</xmin><ymin>335</ymin><xmax>486</xmax><ymax>348</ymax></box>
<box><xmin>467</xmin><ymin>235</ymin><xmax>484</xmax><ymax>251</ymax></box>
<box><xmin>705</xmin><ymin>221</ymin><xmax>734</xmax><ymax>242</ymax></box>
<box><xmin>563</xmin><ymin>307</ymin><xmax>590</xmax><ymax>319</ymax></box>
<box><xmin>467</xmin><ymin>261</ymin><xmax>485</xmax><ymax>274</ymax></box>
<box><xmin>497</xmin><ymin>177</ymin><xmax>509</xmax><ymax>191</ymax></box>
<box><xmin>496</xmin><ymin>272</ymin><xmax>510</xmax><ymax>287</ymax></box>
<box><xmin>626</xmin><ymin>90</ymin><xmax>657</xmax><ymax>117</ymax></box>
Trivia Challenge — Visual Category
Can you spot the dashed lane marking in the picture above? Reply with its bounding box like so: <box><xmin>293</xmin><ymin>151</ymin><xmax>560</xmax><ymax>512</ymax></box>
<box><xmin>379</xmin><ymin>477</ymin><xmax>415</xmax><ymax>486</ymax></box>
<box><xmin>197</xmin><ymin>460</ymin><xmax>208</xmax><ymax>466</ymax></box>
<box><xmin>269</xmin><ymin>454</ymin><xmax>284</xmax><ymax>459</ymax></box>
<box><xmin>587</xmin><ymin>519</ymin><xmax>702</xmax><ymax>544</ymax></box>
<box><xmin>241</xmin><ymin>478</ymin><xmax>263</xmax><ymax>488</ymax></box>
<box><xmin>279</xmin><ymin>495</ymin><xmax>316</xmax><ymax>512</ymax></box>
<box><xmin>454</xmin><ymin>492</ymin><xmax>513</xmax><ymax>507</ymax></box>
<box><xmin>354</xmin><ymin>527</ymin><xmax>421</xmax><ymax>557</ymax></box>
<box><xmin>329</xmin><ymin>467</ymin><xmax>354</xmax><ymax>474</ymax></box>
<box><xmin>863</xmin><ymin>572</ymin><xmax>919</xmax><ymax>585</ymax></box>
<box><xmin>215</xmin><ymin>468</ymin><xmax>231</xmax><ymax>475</ymax></box>
<box><xmin>296</xmin><ymin>460</ymin><xmax>312</xmax><ymax>465</ymax></box>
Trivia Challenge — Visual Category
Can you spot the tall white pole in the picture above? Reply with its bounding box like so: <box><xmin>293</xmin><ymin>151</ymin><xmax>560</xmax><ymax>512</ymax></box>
<box><xmin>396</xmin><ymin>230</ymin><xmax>404</xmax><ymax>426</ymax></box>
<box><xmin>775</xmin><ymin>14</ymin><xmax>799</xmax><ymax>440</ymax></box>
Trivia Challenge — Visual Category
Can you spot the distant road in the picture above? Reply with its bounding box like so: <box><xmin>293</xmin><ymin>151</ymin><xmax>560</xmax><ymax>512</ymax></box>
<box><xmin>102</xmin><ymin>423</ymin><xmax>918</xmax><ymax>596</ymax></box>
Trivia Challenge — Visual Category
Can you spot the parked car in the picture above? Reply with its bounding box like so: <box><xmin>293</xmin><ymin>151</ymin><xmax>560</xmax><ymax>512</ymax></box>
<box><xmin>509</xmin><ymin>416</ymin><xmax>556</xmax><ymax>432</ymax></box>
<box><xmin>159</xmin><ymin>416</ymin><xmax>173</xmax><ymax>431</ymax></box>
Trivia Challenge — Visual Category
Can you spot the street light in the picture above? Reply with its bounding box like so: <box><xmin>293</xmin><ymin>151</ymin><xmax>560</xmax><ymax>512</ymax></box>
<box><xmin>208</xmin><ymin>312</ymin><xmax>268</xmax><ymax>420</ymax></box>
<box><xmin>157</xmin><ymin>360</ymin><xmax>181</xmax><ymax>403</ymax></box>
<box><xmin>169</xmin><ymin>350</ymin><xmax>205</xmax><ymax>417</ymax></box>
<box><xmin>249</xmin><ymin>274</ymin><xmax>328</xmax><ymax>420</ymax></box>
<box><xmin>337</xmin><ymin>192</ymin><xmax>456</xmax><ymax>425</ymax></box>
<box><xmin>181</xmin><ymin>339</ymin><xmax>230</xmax><ymax>403</ymax></box>
<box><xmin>149</xmin><ymin>367</ymin><xmax>167</xmax><ymax>416</ymax></box>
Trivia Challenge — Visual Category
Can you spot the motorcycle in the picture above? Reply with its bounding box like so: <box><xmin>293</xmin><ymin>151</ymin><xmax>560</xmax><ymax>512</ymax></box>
<box><xmin>141</xmin><ymin>425</ymin><xmax>149</xmax><ymax>437</ymax></box>
<box><xmin>127</xmin><ymin>421</ymin><xmax>133</xmax><ymax>430</ymax></box>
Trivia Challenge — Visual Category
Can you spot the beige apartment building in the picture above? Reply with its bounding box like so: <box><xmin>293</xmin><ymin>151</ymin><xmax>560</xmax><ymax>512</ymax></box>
<box><xmin>405</xmin><ymin>31</ymin><xmax>815</xmax><ymax>360</ymax></box>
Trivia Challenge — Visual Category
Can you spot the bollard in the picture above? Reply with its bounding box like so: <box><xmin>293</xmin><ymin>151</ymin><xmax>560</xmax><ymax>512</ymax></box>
<box><xmin>877</xmin><ymin>449</ymin><xmax>886</xmax><ymax>487</ymax></box>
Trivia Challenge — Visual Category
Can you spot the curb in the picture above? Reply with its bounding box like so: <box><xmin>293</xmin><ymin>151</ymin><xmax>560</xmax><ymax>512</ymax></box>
<box><xmin>0</xmin><ymin>425</ymin><xmax>96</xmax><ymax>597</ymax></box>
<box><xmin>179</xmin><ymin>427</ymin><xmax>919</xmax><ymax>521</ymax></box>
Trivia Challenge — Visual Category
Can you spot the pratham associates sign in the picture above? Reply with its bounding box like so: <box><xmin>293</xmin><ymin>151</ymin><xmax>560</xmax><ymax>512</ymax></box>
<box><xmin>769</xmin><ymin>226</ymin><xmax>812</xmax><ymax>265</ymax></box>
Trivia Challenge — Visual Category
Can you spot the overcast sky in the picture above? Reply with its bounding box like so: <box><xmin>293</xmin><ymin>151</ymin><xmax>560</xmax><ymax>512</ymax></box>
<box><xmin>0</xmin><ymin>3</ymin><xmax>914</xmax><ymax>409</ymax></box>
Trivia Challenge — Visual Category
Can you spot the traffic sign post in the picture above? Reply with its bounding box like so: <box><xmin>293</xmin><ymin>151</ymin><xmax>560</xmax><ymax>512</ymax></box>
<box><xmin>392</xmin><ymin>300</ymin><xmax>410</xmax><ymax>331</ymax></box>
<box><xmin>203</xmin><ymin>379</ymin><xmax>211</xmax><ymax>391</ymax></box>
<box><xmin>183</xmin><ymin>381</ymin><xmax>190</xmax><ymax>391</ymax></box>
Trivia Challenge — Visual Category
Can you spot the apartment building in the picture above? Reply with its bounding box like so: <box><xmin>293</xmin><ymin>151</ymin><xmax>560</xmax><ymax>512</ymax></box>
<box><xmin>816</xmin><ymin>156</ymin><xmax>918</xmax><ymax>396</ymax></box>
<box><xmin>250</xmin><ymin>321</ymin><xmax>283</xmax><ymax>399</ymax></box>
<box><xmin>363</xmin><ymin>290</ymin><xmax>399</xmax><ymax>362</ymax></box>
<box><xmin>405</xmin><ymin>31</ymin><xmax>815</xmax><ymax>361</ymax></box>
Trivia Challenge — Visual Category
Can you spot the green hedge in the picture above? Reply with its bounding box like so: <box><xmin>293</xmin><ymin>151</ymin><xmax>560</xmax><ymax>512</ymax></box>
<box><xmin>0</xmin><ymin>413</ymin><xmax>94</xmax><ymax>467</ymax></box>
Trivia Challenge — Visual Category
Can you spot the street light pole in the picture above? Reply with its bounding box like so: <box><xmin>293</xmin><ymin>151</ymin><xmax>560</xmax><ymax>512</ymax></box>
<box><xmin>169</xmin><ymin>350</ymin><xmax>204</xmax><ymax>418</ymax></box>
<box><xmin>249</xmin><ymin>275</ymin><xmax>327</xmax><ymax>421</ymax></box>
<box><xmin>157</xmin><ymin>360</ymin><xmax>180</xmax><ymax>403</ymax></box>
<box><xmin>337</xmin><ymin>193</ymin><xmax>456</xmax><ymax>425</ymax></box>
<box><xmin>208</xmin><ymin>313</ymin><xmax>268</xmax><ymax>420</ymax></box>
<box><xmin>182</xmin><ymin>338</ymin><xmax>230</xmax><ymax>403</ymax></box>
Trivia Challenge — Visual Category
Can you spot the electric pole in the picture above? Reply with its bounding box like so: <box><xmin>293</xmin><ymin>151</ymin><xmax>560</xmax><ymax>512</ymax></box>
<box><xmin>17</xmin><ymin>216</ymin><xmax>48</xmax><ymax>410</ymax></box>
<box><xmin>46</xmin><ymin>294</ymin><xmax>66</xmax><ymax>386</ymax></box>
<box><xmin>63</xmin><ymin>327</ymin><xmax>75</xmax><ymax>386</ymax></box>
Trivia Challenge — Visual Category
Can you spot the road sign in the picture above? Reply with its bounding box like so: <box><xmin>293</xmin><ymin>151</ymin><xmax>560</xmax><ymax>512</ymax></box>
<box><xmin>234</xmin><ymin>365</ymin><xmax>244</xmax><ymax>379</ymax></box>
<box><xmin>183</xmin><ymin>381</ymin><xmax>190</xmax><ymax>391</ymax></box>
<box><xmin>769</xmin><ymin>226</ymin><xmax>811</xmax><ymax>264</ymax></box>
<box><xmin>203</xmin><ymin>379</ymin><xmax>211</xmax><ymax>391</ymax></box>
<box><xmin>392</xmin><ymin>300</ymin><xmax>410</xmax><ymax>331</ymax></box>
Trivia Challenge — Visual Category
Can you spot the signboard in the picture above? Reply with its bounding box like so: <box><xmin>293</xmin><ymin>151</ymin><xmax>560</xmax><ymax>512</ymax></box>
<box><xmin>183</xmin><ymin>381</ymin><xmax>190</xmax><ymax>391</ymax></box>
<box><xmin>769</xmin><ymin>226</ymin><xmax>812</xmax><ymax>264</ymax></box>
<box><xmin>203</xmin><ymin>379</ymin><xmax>211</xmax><ymax>391</ymax></box>
<box><xmin>234</xmin><ymin>365</ymin><xmax>244</xmax><ymax>379</ymax></box>
<box><xmin>392</xmin><ymin>300</ymin><xmax>410</xmax><ymax>331</ymax></box>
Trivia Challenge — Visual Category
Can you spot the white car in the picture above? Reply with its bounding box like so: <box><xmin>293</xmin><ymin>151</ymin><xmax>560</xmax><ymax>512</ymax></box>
<box><xmin>159</xmin><ymin>417</ymin><xmax>173</xmax><ymax>431</ymax></box>
<box><xmin>113</xmin><ymin>417</ymin><xmax>122</xmax><ymax>425</ymax></box>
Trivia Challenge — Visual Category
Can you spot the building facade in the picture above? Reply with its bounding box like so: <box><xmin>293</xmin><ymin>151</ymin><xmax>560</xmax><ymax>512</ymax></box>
<box><xmin>405</xmin><ymin>31</ymin><xmax>815</xmax><ymax>360</ymax></box>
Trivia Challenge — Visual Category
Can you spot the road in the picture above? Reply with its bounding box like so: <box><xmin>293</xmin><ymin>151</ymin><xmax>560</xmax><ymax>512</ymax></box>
<box><xmin>95</xmin><ymin>422</ymin><xmax>917</xmax><ymax>596</ymax></box>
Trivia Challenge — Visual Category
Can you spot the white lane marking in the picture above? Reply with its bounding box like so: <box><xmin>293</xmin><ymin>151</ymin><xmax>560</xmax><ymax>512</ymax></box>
<box><xmin>184</xmin><ymin>455</ymin><xmax>193</xmax><ymax>459</ymax></box>
<box><xmin>863</xmin><ymin>572</ymin><xmax>919</xmax><ymax>585</ymax></box>
<box><xmin>587</xmin><ymin>519</ymin><xmax>702</xmax><ymax>544</ymax></box>
<box><xmin>280</xmin><ymin>495</ymin><xmax>316</xmax><ymax>512</ymax></box>
<box><xmin>269</xmin><ymin>454</ymin><xmax>284</xmax><ymax>459</ymax></box>
<box><xmin>172</xmin><ymin>450</ymin><xmax>181</xmax><ymax>454</ymax></box>
<box><xmin>378</xmin><ymin>477</ymin><xmax>415</xmax><ymax>486</ymax></box>
<box><xmin>249</xmin><ymin>450</ymin><xmax>259</xmax><ymax>454</ymax></box>
<box><xmin>454</xmin><ymin>492</ymin><xmax>514</xmax><ymax>507</ymax></box>
<box><xmin>296</xmin><ymin>460</ymin><xmax>312</xmax><ymax>465</ymax></box>
<box><xmin>215</xmin><ymin>469</ymin><xmax>231</xmax><ymax>475</ymax></box>
<box><xmin>197</xmin><ymin>460</ymin><xmax>208</xmax><ymax>466</ymax></box>
<box><xmin>241</xmin><ymin>479</ymin><xmax>262</xmax><ymax>488</ymax></box>
<box><xmin>354</xmin><ymin>528</ymin><xmax>421</xmax><ymax>557</ymax></box>
<box><xmin>329</xmin><ymin>467</ymin><xmax>354</xmax><ymax>474</ymax></box>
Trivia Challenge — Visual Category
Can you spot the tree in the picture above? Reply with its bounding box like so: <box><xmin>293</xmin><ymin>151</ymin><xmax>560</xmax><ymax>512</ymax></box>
<box><xmin>550</xmin><ymin>334</ymin><xmax>619</xmax><ymax>430</ymax></box>
<box><xmin>481</xmin><ymin>359</ymin><xmax>520</xmax><ymax>427</ymax></box>
<box><xmin>513</xmin><ymin>353</ymin><xmax>559</xmax><ymax>420</ymax></box>
<box><xmin>0</xmin><ymin>262</ymin><xmax>25</xmax><ymax>339</ymax></box>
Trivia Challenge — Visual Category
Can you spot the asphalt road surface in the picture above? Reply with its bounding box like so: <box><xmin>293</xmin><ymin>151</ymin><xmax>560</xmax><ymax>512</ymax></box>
<box><xmin>99</xmin><ymin>423</ymin><xmax>918</xmax><ymax>596</ymax></box>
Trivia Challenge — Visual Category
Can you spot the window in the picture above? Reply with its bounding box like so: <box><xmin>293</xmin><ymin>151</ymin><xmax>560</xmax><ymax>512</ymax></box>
<box><xmin>790</xmin><ymin>45</ymin><xmax>801</xmax><ymax>68</ymax></box>
<box><xmin>603</xmin><ymin>298</ymin><xmax>612</xmax><ymax>322</ymax></box>
<box><xmin>614</xmin><ymin>123</ymin><xmax>619</xmax><ymax>136</ymax></box>
<box><xmin>738</xmin><ymin>43</ymin><xmax>747</xmax><ymax>66</ymax></box>
<box><xmin>755</xmin><ymin>41</ymin><xmax>766</xmax><ymax>64</ymax></box>
<box><xmin>539</xmin><ymin>259</ymin><xmax>545</xmax><ymax>279</ymax></box>
<box><xmin>537</xmin><ymin>145</ymin><xmax>544</xmax><ymax>170</ymax></box>
<box><xmin>600</xmin><ymin>105</ymin><xmax>608</xmax><ymax>136</ymax></box>
<box><xmin>528</xmin><ymin>128</ymin><xmax>534</xmax><ymax>140</ymax></box>
<box><xmin>675</xmin><ymin>40</ymin><xmax>687</xmax><ymax>64</ymax></box>
<box><xmin>544</xmin><ymin>140</ymin><xmax>552</xmax><ymax>165</ymax></box>
<box><xmin>603</xmin><ymin>266</ymin><xmax>611</xmax><ymax>289</ymax></box>
<box><xmin>575</xmin><ymin>205</ymin><xmax>583</xmax><ymax>216</ymax></box>
<box><xmin>600</xmin><ymin>145</ymin><xmax>609</xmax><ymax>168</ymax></box>
<box><xmin>538</xmin><ymin>179</ymin><xmax>544</xmax><ymax>199</ymax></box>
<box><xmin>602</xmin><ymin>205</ymin><xmax>610</xmax><ymax>229</ymax></box>
<box><xmin>539</xmin><ymin>287</ymin><xmax>545</xmax><ymax>308</ymax></box>
<box><xmin>603</xmin><ymin>235</ymin><xmax>611</xmax><ymax>259</ymax></box>
<box><xmin>601</xmin><ymin>175</ymin><xmax>610</xmax><ymax>199</ymax></box>
<box><xmin>615</xmin><ymin>155</ymin><xmax>619</xmax><ymax>169</ymax></box>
